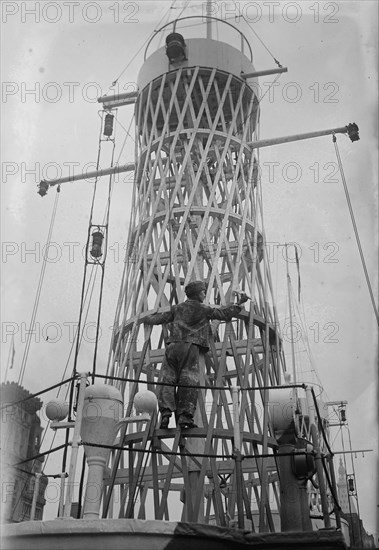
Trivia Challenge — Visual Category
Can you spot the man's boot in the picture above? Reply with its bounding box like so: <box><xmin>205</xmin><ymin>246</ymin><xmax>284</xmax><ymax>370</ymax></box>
<box><xmin>160</xmin><ymin>415</ymin><xmax>170</xmax><ymax>429</ymax></box>
<box><xmin>178</xmin><ymin>413</ymin><xmax>197</xmax><ymax>429</ymax></box>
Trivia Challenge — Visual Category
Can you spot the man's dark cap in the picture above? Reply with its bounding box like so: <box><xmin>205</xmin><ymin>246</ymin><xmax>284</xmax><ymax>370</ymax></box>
<box><xmin>185</xmin><ymin>280</ymin><xmax>207</xmax><ymax>297</ymax></box>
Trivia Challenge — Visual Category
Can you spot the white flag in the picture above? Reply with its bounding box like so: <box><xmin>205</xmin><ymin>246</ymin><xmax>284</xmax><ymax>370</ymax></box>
<box><xmin>8</xmin><ymin>335</ymin><xmax>15</xmax><ymax>369</ymax></box>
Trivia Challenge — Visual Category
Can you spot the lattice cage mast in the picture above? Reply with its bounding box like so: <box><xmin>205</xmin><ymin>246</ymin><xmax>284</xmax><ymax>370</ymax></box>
<box><xmin>104</xmin><ymin>21</ymin><xmax>315</xmax><ymax>530</ymax></box>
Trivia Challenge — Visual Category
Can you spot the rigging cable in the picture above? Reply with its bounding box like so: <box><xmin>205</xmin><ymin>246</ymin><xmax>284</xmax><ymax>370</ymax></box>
<box><xmin>90</xmin><ymin>110</ymin><xmax>118</xmax><ymax>383</ymax></box>
<box><xmin>67</xmin><ymin>107</ymin><xmax>113</xmax><ymax>390</ymax></box>
<box><xmin>333</xmin><ymin>135</ymin><xmax>379</xmax><ymax>325</ymax></box>
<box><xmin>104</xmin><ymin>112</ymin><xmax>140</xmax><ymax>382</ymax></box>
<box><xmin>128</xmin><ymin>437</ymin><xmax>155</xmax><ymax>518</ymax></box>
<box><xmin>340</xmin><ymin>422</ymin><xmax>357</xmax><ymax>546</ymax></box>
<box><xmin>17</xmin><ymin>186</ymin><xmax>61</xmax><ymax>386</ymax></box>
<box><xmin>320</xmin><ymin>456</ymin><xmax>342</xmax><ymax>514</ymax></box>
<box><xmin>0</xmin><ymin>376</ymin><xmax>74</xmax><ymax>410</ymax></box>
<box><xmin>108</xmin><ymin>0</ymin><xmax>180</xmax><ymax>89</ymax></box>
<box><xmin>174</xmin><ymin>0</ymin><xmax>191</xmax><ymax>22</ymax></box>
<box><xmin>75</xmin><ymin>109</ymin><xmax>119</xmax><ymax>517</ymax></box>
<box><xmin>43</xmin><ymin>263</ymin><xmax>99</xmax><ymax>472</ymax></box>
<box><xmin>62</xmin><ymin>110</ymin><xmax>115</xmax><ymax>490</ymax></box>
<box><xmin>36</xmin><ymin>264</ymin><xmax>100</xmax><ymax>517</ymax></box>
<box><xmin>113</xmin><ymin>113</ymin><xmax>135</xmax><ymax>148</ymax></box>
<box><xmin>10</xmin><ymin>440</ymin><xmax>68</xmax><ymax>519</ymax></box>
<box><xmin>238</xmin><ymin>8</ymin><xmax>282</xmax><ymax>67</ymax></box>
<box><xmin>75</xmin><ymin>117</ymin><xmax>119</xmax><ymax>517</ymax></box>
<box><xmin>14</xmin><ymin>444</ymin><xmax>68</xmax><ymax>467</ymax></box>
<box><xmin>346</xmin><ymin>422</ymin><xmax>364</xmax><ymax>544</ymax></box>
<box><xmin>287</xmin><ymin>270</ymin><xmax>329</xmax><ymax>397</ymax></box>
<box><xmin>4</xmin><ymin>372</ymin><xmax>71</xmax><ymax>516</ymax></box>
<box><xmin>299</xmin><ymin>294</ymin><xmax>328</xmax><ymax>392</ymax></box>
<box><xmin>236</xmin><ymin>72</ymin><xmax>282</xmax><ymax>136</ymax></box>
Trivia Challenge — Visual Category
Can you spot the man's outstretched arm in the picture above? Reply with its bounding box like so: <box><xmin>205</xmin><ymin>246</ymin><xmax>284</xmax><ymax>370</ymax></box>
<box><xmin>143</xmin><ymin>310</ymin><xmax>175</xmax><ymax>325</ymax></box>
<box><xmin>207</xmin><ymin>293</ymin><xmax>249</xmax><ymax>321</ymax></box>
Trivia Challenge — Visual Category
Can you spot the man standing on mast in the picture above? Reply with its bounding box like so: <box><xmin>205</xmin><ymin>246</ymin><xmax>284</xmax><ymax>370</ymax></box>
<box><xmin>143</xmin><ymin>281</ymin><xmax>248</xmax><ymax>429</ymax></box>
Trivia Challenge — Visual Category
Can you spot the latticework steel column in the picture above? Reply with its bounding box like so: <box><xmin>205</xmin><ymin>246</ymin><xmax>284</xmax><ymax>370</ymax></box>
<box><xmin>105</xmin><ymin>23</ymin><xmax>286</xmax><ymax>530</ymax></box>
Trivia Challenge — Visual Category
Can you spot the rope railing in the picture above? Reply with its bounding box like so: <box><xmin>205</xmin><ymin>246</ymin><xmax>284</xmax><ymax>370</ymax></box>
<box><xmin>6</xmin><ymin>377</ymin><xmax>334</xmax><ymax>483</ymax></box>
<box><xmin>0</xmin><ymin>376</ymin><xmax>75</xmax><ymax>409</ymax></box>
<box><xmin>81</xmin><ymin>439</ymin><xmax>308</xmax><ymax>461</ymax></box>
<box><xmin>13</xmin><ymin>444</ymin><xmax>69</xmax><ymax>467</ymax></box>
<box><xmin>94</xmin><ymin>372</ymin><xmax>307</xmax><ymax>393</ymax></box>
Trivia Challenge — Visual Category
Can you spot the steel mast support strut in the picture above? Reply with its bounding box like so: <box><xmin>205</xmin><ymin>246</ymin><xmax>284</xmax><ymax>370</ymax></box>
<box><xmin>241</xmin><ymin>67</ymin><xmax>288</xmax><ymax>79</ymax></box>
<box><xmin>37</xmin><ymin>124</ymin><xmax>358</xmax><ymax>196</ymax></box>
<box><xmin>37</xmin><ymin>163</ymin><xmax>135</xmax><ymax>196</ymax></box>
<box><xmin>248</xmin><ymin>123</ymin><xmax>359</xmax><ymax>150</ymax></box>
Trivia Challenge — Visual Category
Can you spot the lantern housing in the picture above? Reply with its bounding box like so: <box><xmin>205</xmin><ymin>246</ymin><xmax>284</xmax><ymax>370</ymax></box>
<box><xmin>165</xmin><ymin>32</ymin><xmax>186</xmax><ymax>63</ymax></box>
<box><xmin>103</xmin><ymin>113</ymin><xmax>114</xmax><ymax>137</ymax></box>
<box><xmin>90</xmin><ymin>230</ymin><xmax>104</xmax><ymax>258</ymax></box>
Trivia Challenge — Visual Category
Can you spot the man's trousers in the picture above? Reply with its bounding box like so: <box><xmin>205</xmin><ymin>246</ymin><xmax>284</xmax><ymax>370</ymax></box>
<box><xmin>158</xmin><ymin>342</ymin><xmax>200</xmax><ymax>420</ymax></box>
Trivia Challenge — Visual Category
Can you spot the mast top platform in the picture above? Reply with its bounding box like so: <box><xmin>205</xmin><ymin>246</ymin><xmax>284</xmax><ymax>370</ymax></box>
<box><xmin>138</xmin><ymin>17</ymin><xmax>256</xmax><ymax>92</ymax></box>
<box><xmin>145</xmin><ymin>16</ymin><xmax>253</xmax><ymax>62</ymax></box>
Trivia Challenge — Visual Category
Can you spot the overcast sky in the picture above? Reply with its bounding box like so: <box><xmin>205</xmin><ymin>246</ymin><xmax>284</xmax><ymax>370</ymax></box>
<box><xmin>1</xmin><ymin>0</ymin><xmax>378</xmax><ymax>536</ymax></box>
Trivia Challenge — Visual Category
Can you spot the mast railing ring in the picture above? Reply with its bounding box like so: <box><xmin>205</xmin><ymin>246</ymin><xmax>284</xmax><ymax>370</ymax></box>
<box><xmin>144</xmin><ymin>16</ymin><xmax>253</xmax><ymax>62</ymax></box>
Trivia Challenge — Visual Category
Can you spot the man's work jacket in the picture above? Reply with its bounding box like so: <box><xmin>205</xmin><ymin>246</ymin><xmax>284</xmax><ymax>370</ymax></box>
<box><xmin>144</xmin><ymin>300</ymin><xmax>242</xmax><ymax>351</ymax></box>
